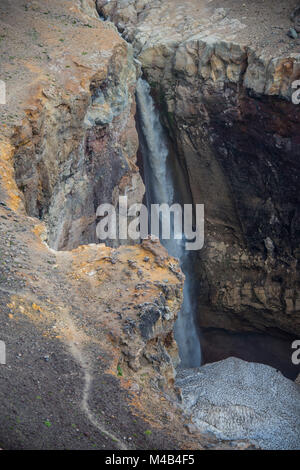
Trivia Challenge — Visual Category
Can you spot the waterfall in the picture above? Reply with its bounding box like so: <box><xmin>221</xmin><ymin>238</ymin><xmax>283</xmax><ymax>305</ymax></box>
<box><xmin>136</xmin><ymin>78</ymin><xmax>202</xmax><ymax>368</ymax></box>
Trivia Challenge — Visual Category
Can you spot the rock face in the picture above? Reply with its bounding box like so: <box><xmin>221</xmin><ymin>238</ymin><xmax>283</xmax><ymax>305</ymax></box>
<box><xmin>98</xmin><ymin>0</ymin><xmax>300</xmax><ymax>340</ymax></box>
<box><xmin>2</xmin><ymin>0</ymin><xmax>144</xmax><ymax>251</ymax></box>
<box><xmin>176</xmin><ymin>357</ymin><xmax>300</xmax><ymax>450</ymax></box>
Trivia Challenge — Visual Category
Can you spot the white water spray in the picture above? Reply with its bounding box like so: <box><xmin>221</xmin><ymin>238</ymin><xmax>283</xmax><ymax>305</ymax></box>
<box><xmin>136</xmin><ymin>79</ymin><xmax>201</xmax><ymax>368</ymax></box>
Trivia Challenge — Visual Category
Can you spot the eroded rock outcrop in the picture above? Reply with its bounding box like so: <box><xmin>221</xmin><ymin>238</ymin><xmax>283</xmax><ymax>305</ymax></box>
<box><xmin>1</xmin><ymin>0</ymin><xmax>299</xmax><ymax>450</ymax></box>
<box><xmin>98</xmin><ymin>0</ymin><xmax>300</xmax><ymax>342</ymax></box>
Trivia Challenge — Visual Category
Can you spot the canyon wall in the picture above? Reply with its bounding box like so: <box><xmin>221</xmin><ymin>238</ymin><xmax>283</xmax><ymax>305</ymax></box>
<box><xmin>6</xmin><ymin>0</ymin><xmax>144</xmax><ymax>251</ymax></box>
<box><xmin>0</xmin><ymin>0</ymin><xmax>298</xmax><ymax>450</ymax></box>
<box><xmin>97</xmin><ymin>0</ymin><xmax>300</xmax><ymax>339</ymax></box>
<box><xmin>0</xmin><ymin>0</ymin><xmax>234</xmax><ymax>450</ymax></box>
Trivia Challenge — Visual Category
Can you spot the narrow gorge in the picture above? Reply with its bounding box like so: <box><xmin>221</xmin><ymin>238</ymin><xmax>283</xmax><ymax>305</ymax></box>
<box><xmin>0</xmin><ymin>0</ymin><xmax>299</xmax><ymax>451</ymax></box>
<box><xmin>136</xmin><ymin>78</ymin><xmax>202</xmax><ymax>368</ymax></box>
<box><xmin>97</xmin><ymin>0</ymin><xmax>300</xmax><ymax>380</ymax></box>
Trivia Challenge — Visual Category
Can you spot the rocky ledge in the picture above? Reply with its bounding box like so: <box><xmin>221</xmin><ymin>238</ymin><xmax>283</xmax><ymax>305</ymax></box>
<box><xmin>0</xmin><ymin>0</ymin><xmax>299</xmax><ymax>451</ymax></box>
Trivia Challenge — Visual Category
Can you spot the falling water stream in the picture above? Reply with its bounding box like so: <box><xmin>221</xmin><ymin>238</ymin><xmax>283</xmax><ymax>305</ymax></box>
<box><xmin>136</xmin><ymin>79</ymin><xmax>202</xmax><ymax>368</ymax></box>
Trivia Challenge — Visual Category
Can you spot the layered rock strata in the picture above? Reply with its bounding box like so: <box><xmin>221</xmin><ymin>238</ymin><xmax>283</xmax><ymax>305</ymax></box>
<box><xmin>2</xmin><ymin>0</ymin><xmax>144</xmax><ymax>251</ymax></box>
<box><xmin>0</xmin><ymin>0</ymin><xmax>252</xmax><ymax>451</ymax></box>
